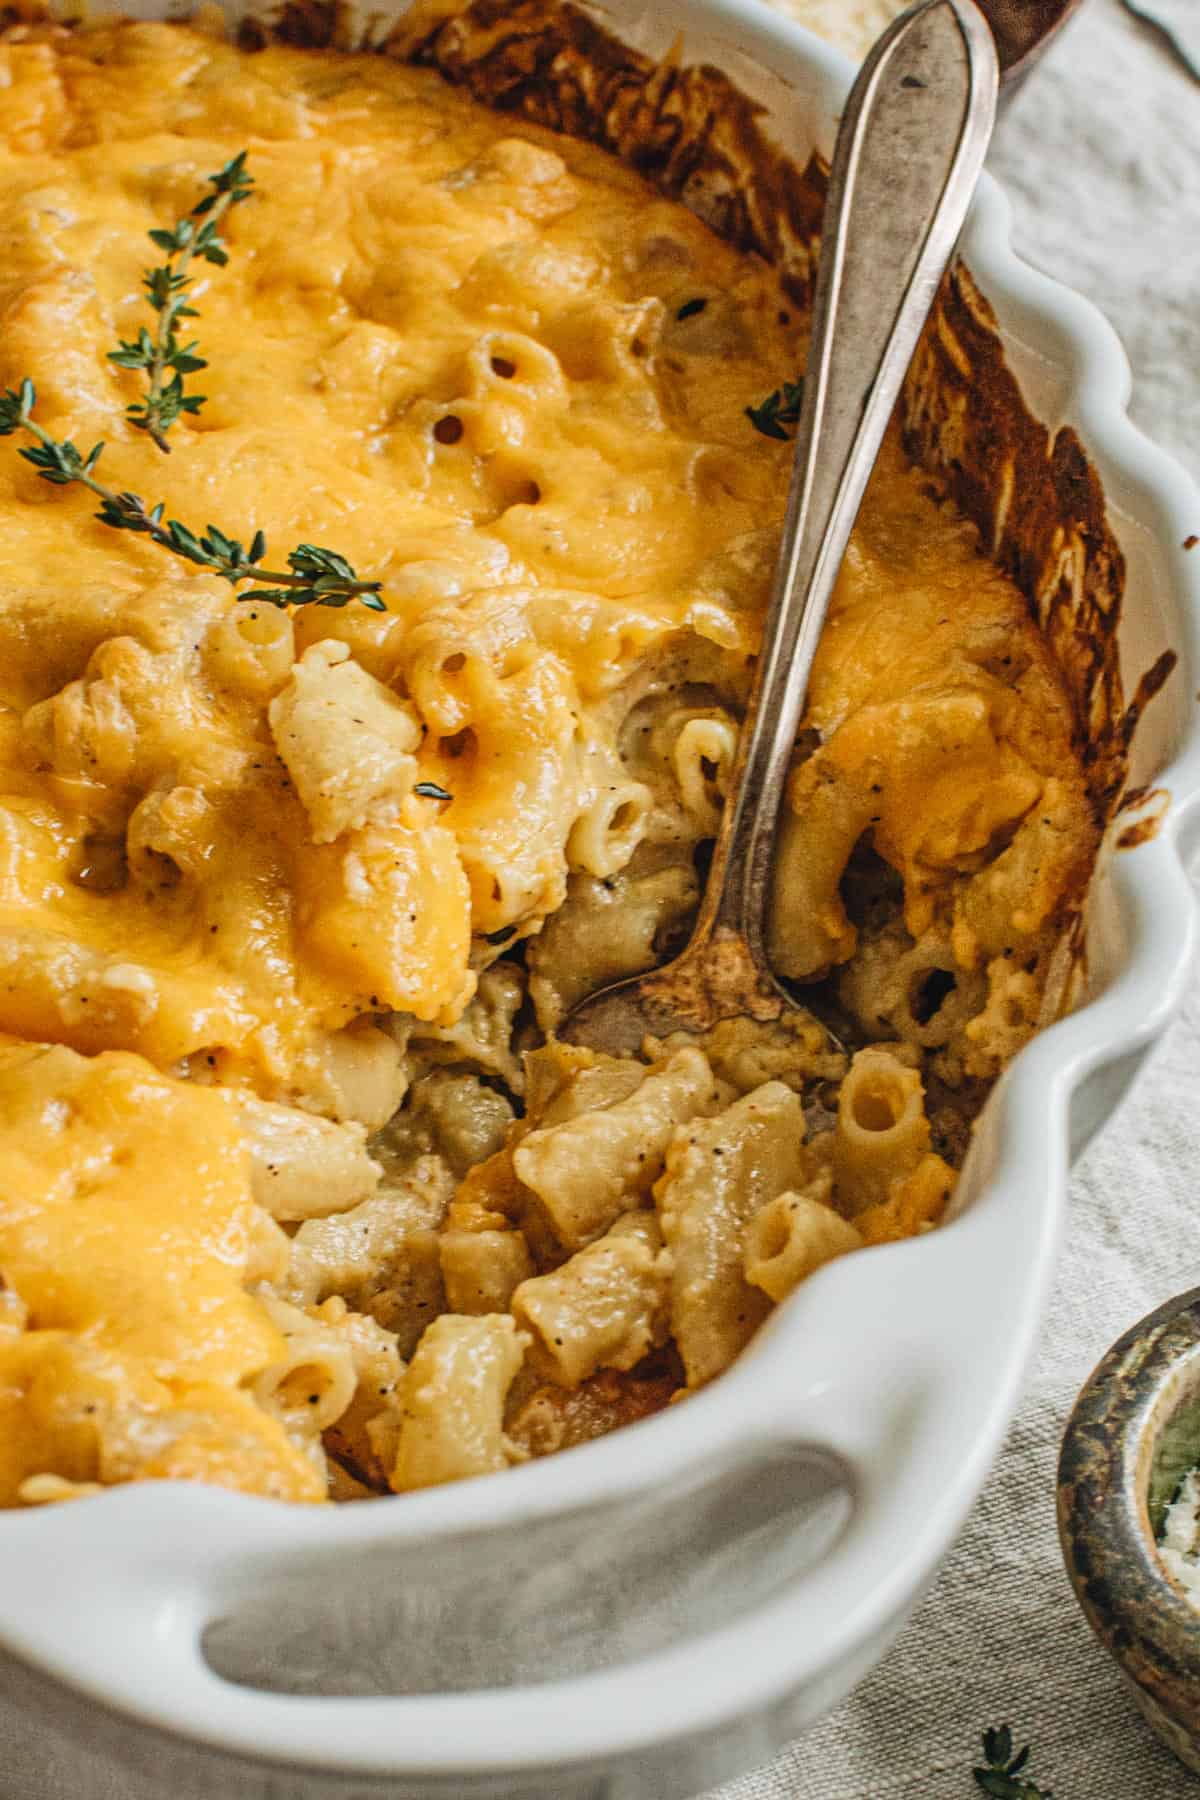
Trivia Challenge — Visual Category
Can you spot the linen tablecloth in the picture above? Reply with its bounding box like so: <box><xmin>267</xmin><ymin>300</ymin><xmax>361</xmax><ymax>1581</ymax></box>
<box><xmin>707</xmin><ymin>0</ymin><xmax>1200</xmax><ymax>1793</ymax></box>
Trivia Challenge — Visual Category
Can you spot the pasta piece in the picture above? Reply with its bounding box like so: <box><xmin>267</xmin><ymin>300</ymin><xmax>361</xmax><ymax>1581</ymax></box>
<box><xmin>238</xmin><ymin>1094</ymin><xmax>380</xmax><ymax>1222</ymax></box>
<box><xmin>615</xmin><ymin>688</ymin><xmax>744</xmax><ymax>855</ymax></box>
<box><xmin>511</xmin><ymin>1210</ymin><xmax>671</xmax><ymax>1386</ymax></box>
<box><xmin>22</xmin><ymin>638</ymin><xmax>142</xmax><ymax>794</ymax></box>
<box><xmin>391</xmin><ymin>1313</ymin><xmax>528</xmax><ymax>1493</ymax></box>
<box><xmin>567</xmin><ymin>776</ymin><xmax>654</xmax><ymax>882</ymax></box>
<box><xmin>568</xmin><ymin>736</ymin><xmax>653</xmax><ymax>880</ymax></box>
<box><xmin>455</xmin><ymin>239</ymin><xmax>599</xmax><ymax>324</ymax></box>
<box><xmin>17</xmin><ymin>1475</ymin><xmax>106</xmax><ymax>1506</ymax></box>
<box><xmin>686</xmin><ymin>526</ymin><xmax>779</xmax><ymax>624</ymax></box>
<box><xmin>291</xmin><ymin>1018</ymin><xmax>410</xmax><ymax>1133</ymax></box>
<box><xmin>399</xmin><ymin>595</ymin><xmax>583</xmax><ymax>932</ymax></box>
<box><xmin>543</xmin><ymin>294</ymin><xmax>664</xmax><ymax>386</ymax></box>
<box><xmin>268</xmin><ymin>640</ymin><xmax>421</xmax><ymax>845</ymax></box>
<box><xmin>252</xmin><ymin>1294</ymin><xmax>358</xmax><ymax>1447</ymax></box>
<box><xmin>282</xmin><ymin>1155</ymin><xmax>454</xmax><ymax>1358</ymax></box>
<box><xmin>743</xmin><ymin>1189</ymin><xmax>862</xmax><ymax>1303</ymax></box>
<box><xmin>244</xmin><ymin>1206</ymin><xmax>291</xmax><ymax>1287</ymax></box>
<box><xmin>837</xmin><ymin>918</ymin><xmax>987</xmax><ymax>1064</ymax></box>
<box><xmin>962</xmin><ymin>957</ymin><xmax>1047</xmax><ymax>1079</ymax></box>
<box><xmin>464</xmin><ymin>329</ymin><xmax>570</xmax><ymax>428</ymax></box>
<box><xmin>440</xmin><ymin>1228</ymin><xmax>532</xmax><ymax>1315</ymax></box>
<box><xmin>950</xmin><ymin>775</ymin><xmax>1095</xmax><ymax>964</ymax></box>
<box><xmin>92</xmin><ymin>1380</ymin><xmax>325</xmax><ymax>1499</ymax></box>
<box><xmin>315</xmin><ymin>1299</ymin><xmax>406</xmax><ymax>1493</ymax></box>
<box><xmin>125</xmin><ymin>784</ymin><xmax>214</xmax><ymax>892</ymax></box>
<box><xmin>206</xmin><ymin>602</ymin><xmax>295</xmax><ymax>700</ymax></box>
<box><xmin>672</xmin><ymin>712</ymin><xmax>738</xmax><ymax>835</ymax></box>
<box><xmin>294</xmin><ymin>810</ymin><xmax>473</xmax><ymax>1025</ymax></box>
<box><xmin>440</xmin><ymin>1196</ymin><xmax>534</xmax><ymax>1315</ymax></box>
<box><xmin>618</xmin><ymin>696</ymin><xmax>739</xmax><ymax>846</ymax></box>
<box><xmin>524</xmin><ymin>1041</ymin><xmax>647</xmax><ymax>1127</ymax></box>
<box><xmin>446</xmin><ymin>137</ymin><xmax>578</xmax><ymax>223</ymax></box>
<box><xmin>832</xmin><ymin>1046</ymin><xmax>932</xmax><ymax>1215</ymax></box>
<box><xmin>656</xmin><ymin>1081</ymin><xmax>816</xmax><ymax>1388</ymax></box>
<box><xmin>514</xmin><ymin>1047</ymin><xmax>717</xmax><ymax>1250</ymax></box>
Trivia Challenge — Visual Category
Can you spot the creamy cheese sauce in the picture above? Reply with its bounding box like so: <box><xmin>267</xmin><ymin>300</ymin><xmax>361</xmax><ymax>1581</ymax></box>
<box><xmin>0</xmin><ymin>18</ymin><xmax>1094</xmax><ymax>1504</ymax></box>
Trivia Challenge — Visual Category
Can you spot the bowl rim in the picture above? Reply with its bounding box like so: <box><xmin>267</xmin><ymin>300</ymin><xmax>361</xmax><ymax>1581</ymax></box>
<box><xmin>1058</xmin><ymin>1288</ymin><xmax>1200</xmax><ymax>1756</ymax></box>
<box><xmin>0</xmin><ymin>0</ymin><xmax>1197</xmax><ymax>1781</ymax></box>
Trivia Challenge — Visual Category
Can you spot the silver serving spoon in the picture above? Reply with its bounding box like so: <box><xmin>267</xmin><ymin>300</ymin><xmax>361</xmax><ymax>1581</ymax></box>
<box><xmin>981</xmin><ymin>0</ymin><xmax>1088</xmax><ymax>96</ymax></box>
<box><xmin>561</xmin><ymin>0</ymin><xmax>999</xmax><ymax>1057</ymax></box>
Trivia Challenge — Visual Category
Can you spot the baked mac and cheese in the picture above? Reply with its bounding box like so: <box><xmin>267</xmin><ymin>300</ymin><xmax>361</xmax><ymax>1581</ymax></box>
<box><xmin>0</xmin><ymin>16</ymin><xmax>1099</xmax><ymax>1504</ymax></box>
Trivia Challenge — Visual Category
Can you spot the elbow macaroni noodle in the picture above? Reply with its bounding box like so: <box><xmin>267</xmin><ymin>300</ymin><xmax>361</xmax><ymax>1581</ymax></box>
<box><xmin>0</xmin><ymin>19</ymin><xmax>1101</xmax><ymax>1503</ymax></box>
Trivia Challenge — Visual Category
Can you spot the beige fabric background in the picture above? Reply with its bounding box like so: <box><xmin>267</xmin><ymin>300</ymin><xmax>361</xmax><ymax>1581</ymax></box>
<box><xmin>704</xmin><ymin>0</ymin><xmax>1200</xmax><ymax>1793</ymax></box>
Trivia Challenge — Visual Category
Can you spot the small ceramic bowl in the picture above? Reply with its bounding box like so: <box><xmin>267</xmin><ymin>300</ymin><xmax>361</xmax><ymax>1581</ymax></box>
<box><xmin>1059</xmin><ymin>1287</ymin><xmax>1200</xmax><ymax>1773</ymax></box>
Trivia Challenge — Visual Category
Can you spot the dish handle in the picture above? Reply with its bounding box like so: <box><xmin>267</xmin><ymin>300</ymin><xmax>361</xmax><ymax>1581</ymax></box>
<box><xmin>0</xmin><ymin>1200</ymin><xmax>1034</xmax><ymax>1786</ymax></box>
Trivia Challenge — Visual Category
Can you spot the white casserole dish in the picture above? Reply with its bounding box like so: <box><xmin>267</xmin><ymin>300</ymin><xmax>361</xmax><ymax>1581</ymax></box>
<box><xmin>0</xmin><ymin>2</ymin><xmax>1198</xmax><ymax>1796</ymax></box>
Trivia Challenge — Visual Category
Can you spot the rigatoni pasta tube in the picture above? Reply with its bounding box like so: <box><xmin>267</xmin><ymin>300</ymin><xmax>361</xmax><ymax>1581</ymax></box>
<box><xmin>207</xmin><ymin>601</ymin><xmax>295</xmax><ymax>700</ymax></box>
<box><xmin>833</xmin><ymin>1047</ymin><xmax>931</xmax><ymax>1214</ymax></box>
<box><xmin>238</xmin><ymin>1093</ymin><xmax>380</xmax><ymax>1222</ymax></box>
<box><xmin>512</xmin><ymin>1210</ymin><xmax>671</xmax><ymax>1386</ymax></box>
<box><xmin>268</xmin><ymin>640</ymin><xmax>421</xmax><ymax>845</ymax></box>
<box><xmin>514</xmin><ymin>1046</ymin><xmax>717</xmax><ymax>1250</ymax></box>
<box><xmin>252</xmin><ymin>1296</ymin><xmax>358</xmax><ymax>1439</ymax></box>
<box><xmin>743</xmin><ymin>1189</ymin><xmax>862</xmax><ymax>1303</ymax></box>
<box><xmin>440</xmin><ymin>1224</ymin><xmax>534</xmax><ymax>1315</ymax></box>
<box><xmin>567</xmin><ymin>777</ymin><xmax>653</xmax><ymax>880</ymax></box>
<box><xmin>656</xmin><ymin>1081</ymin><xmax>814</xmax><ymax>1388</ymax></box>
<box><xmin>391</xmin><ymin>1314</ymin><xmax>528</xmax><ymax>1493</ymax></box>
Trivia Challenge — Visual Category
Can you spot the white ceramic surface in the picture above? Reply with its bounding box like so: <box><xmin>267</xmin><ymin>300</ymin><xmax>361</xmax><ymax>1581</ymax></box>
<box><xmin>1</xmin><ymin>3</ymin><xmax>1198</xmax><ymax>1797</ymax></box>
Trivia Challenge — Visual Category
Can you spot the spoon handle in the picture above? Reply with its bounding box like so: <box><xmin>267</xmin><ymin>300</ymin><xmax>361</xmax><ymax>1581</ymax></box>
<box><xmin>694</xmin><ymin>0</ymin><xmax>998</xmax><ymax>960</ymax></box>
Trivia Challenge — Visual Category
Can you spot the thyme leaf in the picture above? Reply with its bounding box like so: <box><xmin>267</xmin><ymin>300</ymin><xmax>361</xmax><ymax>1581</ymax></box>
<box><xmin>973</xmin><ymin>1725</ymin><xmax>1055</xmax><ymax>1799</ymax></box>
<box><xmin>107</xmin><ymin>151</ymin><xmax>254</xmax><ymax>453</ymax></box>
<box><xmin>746</xmin><ymin>375</ymin><xmax>805</xmax><ymax>440</ymax></box>
<box><xmin>0</xmin><ymin>380</ymin><xmax>383</xmax><ymax>611</ymax></box>
<box><xmin>413</xmin><ymin>782</ymin><xmax>453</xmax><ymax>802</ymax></box>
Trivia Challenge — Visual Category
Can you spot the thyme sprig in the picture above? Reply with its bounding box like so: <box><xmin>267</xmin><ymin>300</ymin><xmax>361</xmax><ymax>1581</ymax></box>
<box><xmin>746</xmin><ymin>375</ymin><xmax>805</xmax><ymax>440</ymax></box>
<box><xmin>974</xmin><ymin>1725</ymin><xmax>1055</xmax><ymax>1799</ymax></box>
<box><xmin>107</xmin><ymin>151</ymin><xmax>254</xmax><ymax>453</ymax></box>
<box><xmin>0</xmin><ymin>380</ymin><xmax>383</xmax><ymax>611</ymax></box>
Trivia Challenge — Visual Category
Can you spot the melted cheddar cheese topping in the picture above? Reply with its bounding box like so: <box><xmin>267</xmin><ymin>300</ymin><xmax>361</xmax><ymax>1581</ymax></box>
<box><xmin>0</xmin><ymin>19</ymin><xmax>803</xmax><ymax>1088</ymax></box>
<box><xmin>0</xmin><ymin>18</ymin><xmax>1095</xmax><ymax>1505</ymax></box>
<box><xmin>0</xmin><ymin>1040</ymin><xmax>321</xmax><ymax>1501</ymax></box>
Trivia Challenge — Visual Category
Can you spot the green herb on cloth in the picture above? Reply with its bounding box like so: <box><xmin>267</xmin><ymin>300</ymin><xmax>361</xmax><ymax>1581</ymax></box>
<box><xmin>973</xmin><ymin>1724</ymin><xmax>1055</xmax><ymax>1798</ymax></box>
<box><xmin>108</xmin><ymin>151</ymin><xmax>255</xmax><ymax>452</ymax></box>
